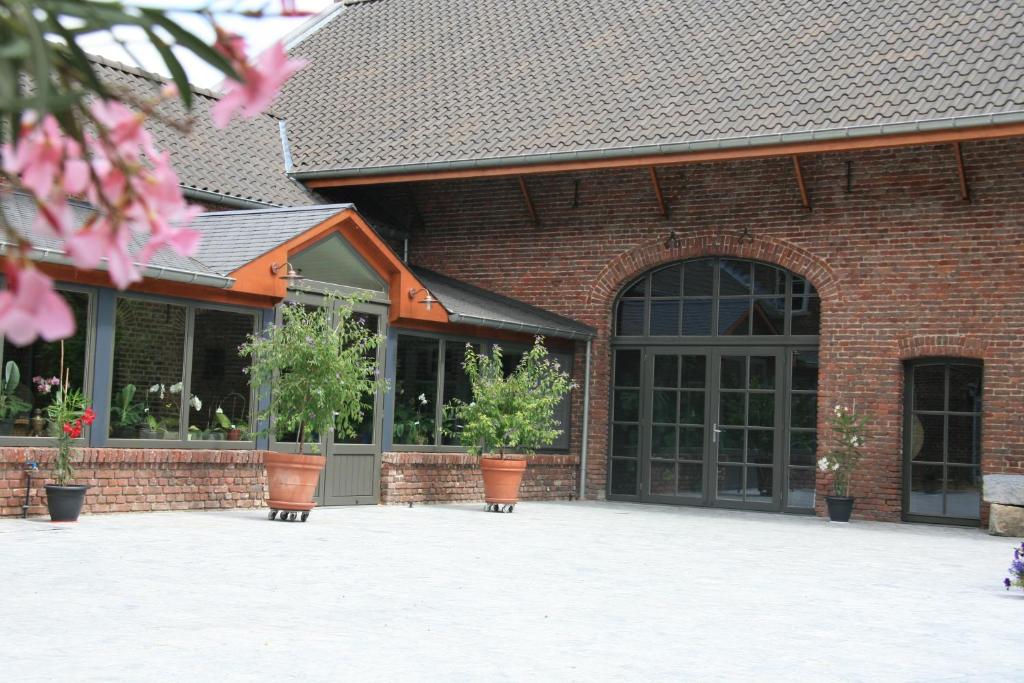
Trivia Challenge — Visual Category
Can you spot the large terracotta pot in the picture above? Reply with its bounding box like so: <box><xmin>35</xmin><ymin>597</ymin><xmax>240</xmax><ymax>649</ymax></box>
<box><xmin>480</xmin><ymin>457</ymin><xmax>527</xmax><ymax>504</ymax></box>
<box><xmin>264</xmin><ymin>451</ymin><xmax>325</xmax><ymax>512</ymax></box>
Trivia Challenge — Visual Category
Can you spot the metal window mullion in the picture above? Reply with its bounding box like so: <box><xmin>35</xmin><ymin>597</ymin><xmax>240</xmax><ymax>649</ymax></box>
<box><xmin>434</xmin><ymin>339</ymin><xmax>446</xmax><ymax>447</ymax></box>
<box><xmin>180</xmin><ymin>305</ymin><xmax>196</xmax><ymax>441</ymax></box>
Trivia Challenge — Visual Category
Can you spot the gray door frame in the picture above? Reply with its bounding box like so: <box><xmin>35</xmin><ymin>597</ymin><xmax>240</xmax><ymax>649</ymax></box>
<box><xmin>269</xmin><ymin>292</ymin><xmax>388</xmax><ymax>506</ymax></box>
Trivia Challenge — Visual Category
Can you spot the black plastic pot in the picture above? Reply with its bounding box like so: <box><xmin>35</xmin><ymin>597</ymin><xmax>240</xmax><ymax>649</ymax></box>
<box><xmin>826</xmin><ymin>495</ymin><xmax>854</xmax><ymax>522</ymax></box>
<box><xmin>45</xmin><ymin>484</ymin><xmax>88</xmax><ymax>522</ymax></box>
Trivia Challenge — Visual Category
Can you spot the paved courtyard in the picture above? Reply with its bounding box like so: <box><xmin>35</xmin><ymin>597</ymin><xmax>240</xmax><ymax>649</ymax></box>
<box><xmin>1</xmin><ymin>502</ymin><xmax>1020</xmax><ymax>682</ymax></box>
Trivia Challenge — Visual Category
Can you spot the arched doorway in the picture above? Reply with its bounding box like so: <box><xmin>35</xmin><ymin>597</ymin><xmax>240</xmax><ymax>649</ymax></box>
<box><xmin>609</xmin><ymin>257</ymin><xmax>821</xmax><ymax>512</ymax></box>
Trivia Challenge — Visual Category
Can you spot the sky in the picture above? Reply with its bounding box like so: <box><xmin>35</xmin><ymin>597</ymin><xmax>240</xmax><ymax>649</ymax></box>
<box><xmin>77</xmin><ymin>1</ymin><xmax>335</xmax><ymax>89</ymax></box>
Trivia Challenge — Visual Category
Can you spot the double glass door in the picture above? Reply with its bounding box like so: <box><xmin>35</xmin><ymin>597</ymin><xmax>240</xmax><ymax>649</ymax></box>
<box><xmin>610</xmin><ymin>346</ymin><xmax>815</xmax><ymax>511</ymax></box>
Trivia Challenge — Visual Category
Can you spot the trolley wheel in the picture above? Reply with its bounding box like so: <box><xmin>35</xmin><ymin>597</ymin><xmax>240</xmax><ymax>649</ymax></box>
<box><xmin>288</xmin><ymin>511</ymin><xmax>298</xmax><ymax>521</ymax></box>
<box><xmin>503</xmin><ymin>504</ymin><xmax>515</xmax><ymax>514</ymax></box>
<box><xmin>300</xmin><ymin>511</ymin><xmax>309</xmax><ymax>522</ymax></box>
<box><xmin>268</xmin><ymin>509</ymin><xmax>278</xmax><ymax>520</ymax></box>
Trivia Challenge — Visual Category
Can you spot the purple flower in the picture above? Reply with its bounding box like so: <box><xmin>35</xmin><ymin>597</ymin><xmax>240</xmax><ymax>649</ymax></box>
<box><xmin>1005</xmin><ymin>578</ymin><xmax>1012</xmax><ymax>590</ymax></box>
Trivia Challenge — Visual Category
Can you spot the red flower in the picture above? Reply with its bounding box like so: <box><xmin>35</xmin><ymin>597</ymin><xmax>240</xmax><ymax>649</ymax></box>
<box><xmin>62</xmin><ymin>421</ymin><xmax>82</xmax><ymax>439</ymax></box>
<box><xmin>81</xmin><ymin>408</ymin><xmax>95</xmax><ymax>426</ymax></box>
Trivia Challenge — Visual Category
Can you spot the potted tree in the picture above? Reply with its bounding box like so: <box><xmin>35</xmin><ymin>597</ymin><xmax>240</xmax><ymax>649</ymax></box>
<box><xmin>240</xmin><ymin>296</ymin><xmax>383</xmax><ymax>522</ymax></box>
<box><xmin>817</xmin><ymin>403</ymin><xmax>869</xmax><ymax>522</ymax></box>
<box><xmin>44</xmin><ymin>367</ymin><xmax>94</xmax><ymax>522</ymax></box>
<box><xmin>444</xmin><ymin>337</ymin><xmax>574</xmax><ymax>513</ymax></box>
<box><xmin>0</xmin><ymin>361</ymin><xmax>31</xmax><ymax>435</ymax></box>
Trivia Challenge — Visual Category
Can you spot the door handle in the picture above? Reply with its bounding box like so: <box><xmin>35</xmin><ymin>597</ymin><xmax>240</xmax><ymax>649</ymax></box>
<box><xmin>712</xmin><ymin>422</ymin><xmax>721</xmax><ymax>443</ymax></box>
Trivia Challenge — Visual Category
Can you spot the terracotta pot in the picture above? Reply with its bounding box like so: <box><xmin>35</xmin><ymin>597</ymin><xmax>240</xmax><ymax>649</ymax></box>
<box><xmin>264</xmin><ymin>451</ymin><xmax>325</xmax><ymax>512</ymax></box>
<box><xmin>480</xmin><ymin>457</ymin><xmax>527</xmax><ymax>504</ymax></box>
<box><xmin>227</xmin><ymin>428</ymin><xmax>241</xmax><ymax>441</ymax></box>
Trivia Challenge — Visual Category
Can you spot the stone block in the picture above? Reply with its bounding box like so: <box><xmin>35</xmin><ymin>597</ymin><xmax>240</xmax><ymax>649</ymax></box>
<box><xmin>988</xmin><ymin>503</ymin><xmax>1024</xmax><ymax>537</ymax></box>
<box><xmin>983</xmin><ymin>474</ymin><xmax>1024</xmax><ymax>505</ymax></box>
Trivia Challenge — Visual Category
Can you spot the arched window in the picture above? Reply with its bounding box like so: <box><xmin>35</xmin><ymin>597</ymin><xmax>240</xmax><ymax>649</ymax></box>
<box><xmin>614</xmin><ymin>258</ymin><xmax>819</xmax><ymax>339</ymax></box>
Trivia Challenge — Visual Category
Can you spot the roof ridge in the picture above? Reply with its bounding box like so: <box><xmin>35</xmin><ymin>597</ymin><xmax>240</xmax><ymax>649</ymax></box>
<box><xmin>192</xmin><ymin>203</ymin><xmax>351</xmax><ymax>218</ymax></box>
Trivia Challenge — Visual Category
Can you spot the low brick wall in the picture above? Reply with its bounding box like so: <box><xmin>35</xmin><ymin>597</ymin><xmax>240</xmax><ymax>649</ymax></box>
<box><xmin>380</xmin><ymin>452</ymin><xmax>579</xmax><ymax>504</ymax></box>
<box><xmin>1</xmin><ymin>448</ymin><xmax>267</xmax><ymax>517</ymax></box>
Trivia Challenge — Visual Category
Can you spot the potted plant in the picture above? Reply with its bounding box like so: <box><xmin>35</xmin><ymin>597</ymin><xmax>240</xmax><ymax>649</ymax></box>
<box><xmin>0</xmin><ymin>361</ymin><xmax>31</xmax><ymax>435</ymax></box>
<box><xmin>109</xmin><ymin>383</ymin><xmax>144</xmax><ymax>438</ymax></box>
<box><xmin>44</xmin><ymin>367</ymin><xmax>94</xmax><ymax>522</ymax></box>
<box><xmin>240</xmin><ymin>295</ymin><xmax>384</xmax><ymax>521</ymax></box>
<box><xmin>1003</xmin><ymin>541</ymin><xmax>1024</xmax><ymax>593</ymax></box>
<box><xmin>214</xmin><ymin>407</ymin><xmax>243</xmax><ymax>440</ymax></box>
<box><xmin>444</xmin><ymin>337</ymin><xmax>574</xmax><ymax>512</ymax></box>
<box><xmin>138</xmin><ymin>413</ymin><xmax>164</xmax><ymax>440</ymax></box>
<box><xmin>817</xmin><ymin>403</ymin><xmax>869</xmax><ymax>522</ymax></box>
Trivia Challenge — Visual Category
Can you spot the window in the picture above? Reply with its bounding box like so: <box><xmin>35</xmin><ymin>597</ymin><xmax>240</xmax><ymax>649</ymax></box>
<box><xmin>786</xmin><ymin>350</ymin><xmax>819</xmax><ymax>509</ymax></box>
<box><xmin>904</xmin><ymin>360</ymin><xmax>983</xmax><ymax>522</ymax></box>
<box><xmin>393</xmin><ymin>334</ymin><xmax>573</xmax><ymax>450</ymax></box>
<box><xmin>614</xmin><ymin>257</ymin><xmax>819</xmax><ymax>338</ymax></box>
<box><xmin>0</xmin><ymin>289</ymin><xmax>91</xmax><ymax>439</ymax></box>
<box><xmin>110</xmin><ymin>296</ymin><xmax>258</xmax><ymax>445</ymax></box>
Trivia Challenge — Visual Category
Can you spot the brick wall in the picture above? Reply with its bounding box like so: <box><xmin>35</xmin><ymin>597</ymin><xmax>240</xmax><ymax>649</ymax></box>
<box><xmin>380</xmin><ymin>452</ymin><xmax>579</xmax><ymax>504</ymax></box>
<box><xmin>0</xmin><ymin>448</ymin><xmax>266</xmax><ymax>517</ymax></box>
<box><xmin>382</xmin><ymin>137</ymin><xmax>1024</xmax><ymax>522</ymax></box>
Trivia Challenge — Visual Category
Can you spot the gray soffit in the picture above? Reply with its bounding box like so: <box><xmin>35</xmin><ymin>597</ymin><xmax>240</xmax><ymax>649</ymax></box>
<box><xmin>278</xmin><ymin>0</ymin><xmax>1024</xmax><ymax>178</ymax></box>
<box><xmin>411</xmin><ymin>267</ymin><xmax>595</xmax><ymax>340</ymax></box>
<box><xmin>89</xmin><ymin>55</ymin><xmax>320</xmax><ymax>208</ymax></box>
<box><xmin>0</xmin><ymin>192</ymin><xmax>233</xmax><ymax>288</ymax></box>
<box><xmin>190</xmin><ymin>204</ymin><xmax>354</xmax><ymax>275</ymax></box>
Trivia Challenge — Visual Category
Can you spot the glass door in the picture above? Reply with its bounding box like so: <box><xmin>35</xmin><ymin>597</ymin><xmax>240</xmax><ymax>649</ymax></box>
<box><xmin>641</xmin><ymin>348</ymin><xmax>712</xmax><ymax>504</ymax></box>
<box><xmin>711</xmin><ymin>349</ymin><xmax>784</xmax><ymax>510</ymax></box>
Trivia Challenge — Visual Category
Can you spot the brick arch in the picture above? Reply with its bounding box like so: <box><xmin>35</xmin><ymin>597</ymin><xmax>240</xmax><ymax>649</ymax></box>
<box><xmin>586</xmin><ymin>229</ymin><xmax>839</xmax><ymax>327</ymax></box>
<box><xmin>896</xmin><ymin>334</ymin><xmax>989</xmax><ymax>361</ymax></box>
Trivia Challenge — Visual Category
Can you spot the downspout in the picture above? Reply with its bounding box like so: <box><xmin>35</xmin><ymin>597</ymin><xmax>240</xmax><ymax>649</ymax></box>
<box><xmin>579</xmin><ymin>339</ymin><xmax>592</xmax><ymax>500</ymax></box>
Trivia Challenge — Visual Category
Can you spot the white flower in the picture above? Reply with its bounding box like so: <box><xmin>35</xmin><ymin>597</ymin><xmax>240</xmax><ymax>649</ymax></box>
<box><xmin>190</xmin><ymin>396</ymin><xmax>202</xmax><ymax>412</ymax></box>
<box><xmin>817</xmin><ymin>457</ymin><xmax>830</xmax><ymax>473</ymax></box>
<box><xmin>417</xmin><ymin>393</ymin><xmax>428</xmax><ymax>405</ymax></box>
<box><xmin>149</xmin><ymin>383</ymin><xmax>162</xmax><ymax>394</ymax></box>
<box><xmin>169</xmin><ymin>382</ymin><xmax>183</xmax><ymax>395</ymax></box>
<box><xmin>216</xmin><ymin>406</ymin><xmax>224</xmax><ymax>414</ymax></box>
<box><xmin>833</xmin><ymin>404</ymin><xmax>842</xmax><ymax>416</ymax></box>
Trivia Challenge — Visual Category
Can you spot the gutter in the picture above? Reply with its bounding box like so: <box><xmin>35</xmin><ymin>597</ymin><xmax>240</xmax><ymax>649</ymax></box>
<box><xmin>446</xmin><ymin>312</ymin><xmax>595</xmax><ymax>341</ymax></box>
<box><xmin>182</xmin><ymin>187</ymin><xmax>280</xmax><ymax>210</ymax></box>
<box><xmin>0</xmin><ymin>243</ymin><xmax>235</xmax><ymax>289</ymax></box>
<box><xmin>290</xmin><ymin>109</ymin><xmax>1024</xmax><ymax>181</ymax></box>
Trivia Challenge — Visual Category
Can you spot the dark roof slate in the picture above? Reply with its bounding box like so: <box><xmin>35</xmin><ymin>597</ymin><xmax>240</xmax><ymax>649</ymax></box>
<box><xmin>279</xmin><ymin>0</ymin><xmax>1024</xmax><ymax>175</ymax></box>
<box><xmin>412</xmin><ymin>267</ymin><xmax>595</xmax><ymax>340</ymax></box>
<box><xmin>90</xmin><ymin>56</ymin><xmax>318</xmax><ymax>208</ymax></box>
<box><xmin>190</xmin><ymin>204</ymin><xmax>352</xmax><ymax>274</ymax></box>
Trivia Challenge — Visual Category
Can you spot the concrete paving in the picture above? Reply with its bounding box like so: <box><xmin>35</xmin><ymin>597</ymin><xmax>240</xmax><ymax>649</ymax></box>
<box><xmin>1</xmin><ymin>502</ymin><xmax>1020</xmax><ymax>682</ymax></box>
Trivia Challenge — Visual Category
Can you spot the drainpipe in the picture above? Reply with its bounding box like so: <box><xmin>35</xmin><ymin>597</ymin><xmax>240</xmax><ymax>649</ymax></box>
<box><xmin>579</xmin><ymin>339</ymin><xmax>592</xmax><ymax>500</ymax></box>
<box><xmin>22</xmin><ymin>461</ymin><xmax>38</xmax><ymax>518</ymax></box>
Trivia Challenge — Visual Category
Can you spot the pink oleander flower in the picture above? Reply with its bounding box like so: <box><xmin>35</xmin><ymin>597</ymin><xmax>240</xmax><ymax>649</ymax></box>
<box><xmin>0</xmin><ymin>264</ymin><xmax>75</xmax><ymax>347</ymax></box>
<box><xmin>212</xmin><ymin>40</ymin><xmax>306</xmax><ymax>128</ymax></box>
<box><xmin>2</xmin><ymin>115</ymin><xmax>65</xmax><ymax>197</ymax></box>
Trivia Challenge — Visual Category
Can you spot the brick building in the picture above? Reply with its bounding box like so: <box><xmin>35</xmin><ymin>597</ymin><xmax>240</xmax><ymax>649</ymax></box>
<box><xmin>3</xmin><ymin>0</ymin><xmax>1024</xmax><ymax>526</ymax></box>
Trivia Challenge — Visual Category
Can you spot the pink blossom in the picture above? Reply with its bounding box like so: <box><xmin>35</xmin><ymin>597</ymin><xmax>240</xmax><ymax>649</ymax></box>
<box><xmin>4</xmin><ymin>116</ymin><xmax>66</xmax><ymax>197</ymax></box>
<box><xmin>64</xmin><ymin>218</ymin><xmax>141</xmax><ymax>289</ymax></box>
<box><xmin>212</xmin><ymin>41</ymin><xmax>306</xmax><ymax>128</ymax></box>
<box><xmin>90</xmin><ymin>100</ymin><xmax>155</xmax><ymax>159</ymax></box>
<box><xmin>0</xmin><ymin>264</ymin><xmax>75</xmax><ymax>346</ymax></box>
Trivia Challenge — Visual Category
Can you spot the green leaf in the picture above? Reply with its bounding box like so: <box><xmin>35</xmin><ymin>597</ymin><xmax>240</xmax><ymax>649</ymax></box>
<box><xmin>143</xmin><ymin>10</ymin><xmax>241</xmax><ymax>82</ymax></box>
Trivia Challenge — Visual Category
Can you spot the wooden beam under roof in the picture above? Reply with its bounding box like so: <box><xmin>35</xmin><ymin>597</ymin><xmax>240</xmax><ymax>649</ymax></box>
<box><xmin>792</xmin><ymin>155</ymin><xmax>810</xmax><ymax>210</ymax></box>
<box><xmin>953</xmin><ymin>142</ymin><xmax>970</xmax><ymax>201</ymax></box>
<box><xmin>518</xmin><ymin>176</ymin><xmax>537</xmax><ymax>224</ymax></box>
<box><xmin>649</xmin><ymin>166</ymin><xmax>667</xmax><ymax>217</ymax></box>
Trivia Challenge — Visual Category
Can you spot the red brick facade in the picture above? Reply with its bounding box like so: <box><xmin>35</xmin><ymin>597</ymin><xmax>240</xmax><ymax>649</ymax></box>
<box><xmin>0</xmin><ymin>448</ymin><xmax>267</xmax><ymax>517</ymax></box>
<box><xmin>380</xmin><ymin>452</ymin><xmax>579</xmax><ymax>504</ymax></box>
<box><xmin>394</xmin><ymin>138</ymin><xmax>1024</xmax><ymax>522</ymax></box>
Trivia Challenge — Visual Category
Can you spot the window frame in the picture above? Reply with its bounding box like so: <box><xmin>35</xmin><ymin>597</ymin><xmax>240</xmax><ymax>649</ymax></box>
<box><xmin>614</xmin><ymin>257</ymin><xmax>819</xmax><ymax>344</ymax></box>
<box><xmin>0</xmin><ymin>283</ymin><xmax>97</xmax><ymax>447</ymax></box>
<box><xmin>902</xmin><ymin>357</ymin><xmax>984</xmax><ymax>525</ymax></box>
<box><xmin>390</xmin><ymin>330</ymin><xmax>573</xmax><ymax>453</ymax></box>
<box><xmin>106</xmin><ymin>292</ymin><xmax>260</xmax><ymax>450</ymax></box>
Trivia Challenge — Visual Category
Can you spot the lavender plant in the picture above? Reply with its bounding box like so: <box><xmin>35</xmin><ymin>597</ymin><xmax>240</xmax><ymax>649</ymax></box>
<box><xmin>1005</xmin><ymin>541</ymin><xmax>1024</xmax><ymax>592</ymax></box>
<box><xmin>817</xmin><ymin>403</ymin><xmax>870</xmax><ymax>497</ymax></box>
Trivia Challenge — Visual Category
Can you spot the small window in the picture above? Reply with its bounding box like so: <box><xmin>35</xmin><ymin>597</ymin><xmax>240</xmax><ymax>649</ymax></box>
<box><xmin>188</xmin><ymin>309</ymin><xmax>257</xmax><ymax>442</ymax></box>
<box><xmin>111</xmin><ymin>299</ymin><xmax>187</xmax><ymax>440</ymax></box>
<box><xmin>0</xmin><ymin>289</ymin><xmax>91</xmax><ymax>438</ymax></box>
<box><xmin>393</xmin><ymin>335</ymin><xmax>439</xmax><ymax>445</ymax></box>
<box><xmin>905</xmin><ymin>360</ymin><xmax>982</xmax><ymax>522</ymax></box>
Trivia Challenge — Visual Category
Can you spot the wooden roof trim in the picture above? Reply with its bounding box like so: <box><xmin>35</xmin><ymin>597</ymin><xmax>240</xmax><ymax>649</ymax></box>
<box><xmin>304</xmin><ymin>121</ymin><xmax>1024</xmax><ymax>188</ymax></box>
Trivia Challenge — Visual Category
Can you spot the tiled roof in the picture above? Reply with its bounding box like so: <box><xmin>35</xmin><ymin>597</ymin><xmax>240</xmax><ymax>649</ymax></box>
<box><xmin>90</xmin><ymin>56</ymin><xmax>318</xmax><ymax>208</ymax></box>
<box><xmin>412</xmin><ymin>267</ymin><xmax>595</xmax><ymax>340</ymax></box>
<box><xmin>190</xmin><ymin>204</ymin><xmax>352</xmax><ymax>274</ymax></box>
<box><xmin>279</xmin><ymin>0</ymin><xmax>1024</xmax><ymax>176</ymax></box>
